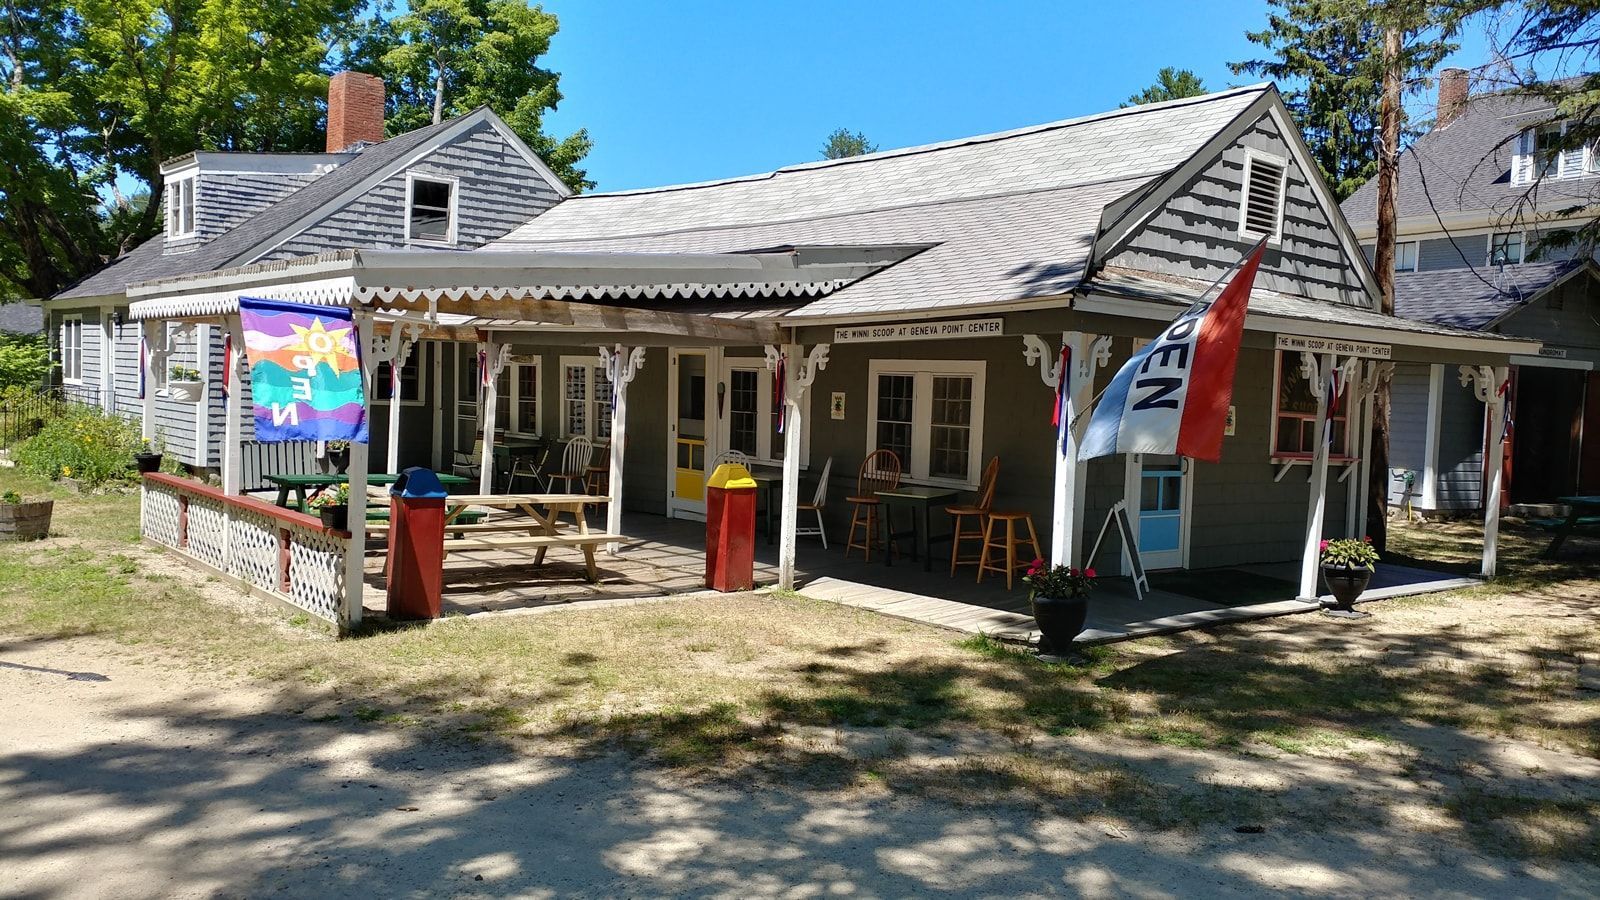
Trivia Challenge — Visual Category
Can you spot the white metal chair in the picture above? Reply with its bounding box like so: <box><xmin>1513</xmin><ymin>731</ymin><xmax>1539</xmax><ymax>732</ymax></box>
<box><xmin>795</xmin><ymin>457</ymin><xmax>832</xmax><ymax>549</ymax></box>
<box><xmin>711</xmin><ymin>449</ymin><xmax>752</xmax><ymax>470</ymax></box>
<box><xmin>546</xmin><ymin>437</ymin><xmax>594</xmax><ymax>493</ymax></box>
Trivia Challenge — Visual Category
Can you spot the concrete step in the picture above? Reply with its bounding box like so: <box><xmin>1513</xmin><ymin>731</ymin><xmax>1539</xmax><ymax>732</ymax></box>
<box><xmin>1508</xmin><ymin>502</ymin><xmax>1571</xmax><ymax>519</ymax></box>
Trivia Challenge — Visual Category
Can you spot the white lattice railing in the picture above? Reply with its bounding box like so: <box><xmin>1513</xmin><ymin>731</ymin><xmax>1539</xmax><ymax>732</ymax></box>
<box><xmin>141</xmin><ymin>473</ymin><xmax>350</xmax><ymax>627</ymax></box>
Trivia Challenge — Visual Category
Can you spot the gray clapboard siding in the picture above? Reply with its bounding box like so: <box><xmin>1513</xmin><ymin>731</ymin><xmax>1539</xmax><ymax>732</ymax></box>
<box><xmin>1108</xmin><ymin>113</ymin><xmax>1369</xmax><ymax>307</ymax></box>
<box><xmin>1436</xmin><ymin>378</ymin><xmax>1486</xmax><ymax>510</ymax></box>
<box><xmin>1492</xmin><ymin>275</ymin><xmax>1600</xmax><ymax>365</ymax></box>
<box><xmin>262</xmin><ymin>121</ymin><xmax>562</xmax><ymax>260</ymax></box>
<box><xmin>110</xmin><ymin>310</ymin><xmax>143</xmax><ymax>420</ymax></box>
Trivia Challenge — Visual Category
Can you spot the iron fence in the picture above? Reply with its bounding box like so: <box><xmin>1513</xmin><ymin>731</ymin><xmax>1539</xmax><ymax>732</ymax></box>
<box><xmin>0</xmin><ymin>385</ymin><xmax>101</xmax><ymax>447</ymax></box>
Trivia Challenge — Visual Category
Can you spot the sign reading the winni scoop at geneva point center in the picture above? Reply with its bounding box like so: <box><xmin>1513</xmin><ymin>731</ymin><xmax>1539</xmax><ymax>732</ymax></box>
<box><xmin>237</xmin><ymin>296</ymin><xmax>369</xmax><ymax>443</ymax></box>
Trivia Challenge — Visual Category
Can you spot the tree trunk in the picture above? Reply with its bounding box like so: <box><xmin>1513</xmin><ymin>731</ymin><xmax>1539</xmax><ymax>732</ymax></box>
<box><xmin>432</xmin><ymin>69</ymin><xmax>445</xmax><ymax>125</ymax></box>
<box><xmin>1366</xmin><ymin>25</ymin><xmax>1403</xmax><ymax>553</ymax></box>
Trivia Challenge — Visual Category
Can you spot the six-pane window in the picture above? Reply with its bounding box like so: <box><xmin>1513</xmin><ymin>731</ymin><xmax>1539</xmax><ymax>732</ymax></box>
<box><xmin>59</xmin><ymin>315</ymin><xmax>82</xmax><ymax>382</ymax></box>
<box><xmin>1272</xmin><ymin>350</ymin><xmax>1349</xmax><ymax>458</ymax></box>
<box><xmin>1489</xmin><ymin>232</ymin><xmax>1523</xmax><ymax>266</ymax></box>
<box><xmin>511</xmin><ymin>362</ymin><xmax>539</xmax><ymax>435</ymax></box>
<box><xmin>929</xmin><ymin>375</ymin><xmax>973</xmax><ymax>480</ymax></box>
<box><xmin>374</xmin><ymin>358</ymin><xmax>422</xmax><ymax>402</ymax></box>
<box><xmin>561</xmin><ymin>359</ymin><xmax>613</xmax><ymax>440</ymax></box>
<box><xmin>166</xmin><ymin>176</ymin><xmax>196</xmax><ymax>238</ymax></box>
<box><xmin>874</xmin><ymin>374</ymin><xmax>915</xmax><ymax>465</ymax></box>
<box><xmin>728</xmin><ymin>369</ymin><xmax>759</xmax><ymax>456</ymax></box>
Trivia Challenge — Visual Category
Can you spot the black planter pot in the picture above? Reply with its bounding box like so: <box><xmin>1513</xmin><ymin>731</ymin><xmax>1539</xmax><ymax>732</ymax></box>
<box><xmin>1321</xmin><ymin>564</ymin><xmax>1373</xmax><ymax>613</ymax></box>
<box><xmin>328</xmin><ymin>449</ymin><xmax>351</xmax><ymax>474</ymax></box>
<box><xmin>1032</xmin><ymin>592</ymin><xmax>1090</xmax><ymax>655</ymax></box>
<box><xmin>134</xmin><ymin>453</ymin><xmax>163</xmax><ymax>474</ymax></box>
<box><xmin>319</xmin><ymin>504</ymin><xmax>349</xmax><ymax>531</ymax></box>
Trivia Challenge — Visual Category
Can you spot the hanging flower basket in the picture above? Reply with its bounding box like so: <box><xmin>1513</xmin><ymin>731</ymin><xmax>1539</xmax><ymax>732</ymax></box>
<box><xmin>167</xmin><ymin>366</ymin><xmax>206</xmax><ymax>403</ymax></box>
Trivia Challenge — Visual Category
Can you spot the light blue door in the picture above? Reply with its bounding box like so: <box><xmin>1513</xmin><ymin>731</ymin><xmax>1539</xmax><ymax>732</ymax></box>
<box><xmin>1138</xmin><ymin>455</ymin><xmax>1186</xmax><ymax>570</ymax></box>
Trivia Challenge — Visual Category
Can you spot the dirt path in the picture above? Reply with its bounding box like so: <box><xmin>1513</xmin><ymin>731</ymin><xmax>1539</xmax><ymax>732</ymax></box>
<box><xmin>3</xmin><ymin>635</ymin><xmax>1596</xmax><ymax>898</ymax></box>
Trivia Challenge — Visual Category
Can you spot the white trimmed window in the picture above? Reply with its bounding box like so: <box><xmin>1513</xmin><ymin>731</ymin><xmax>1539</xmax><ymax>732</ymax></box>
<box><xmin>1514</xmin><ymin>121</ymin><xmax>1596</xmax><ymax>184</ymax></box>
<box><xmin>1489</xmin><ymin>231</ymin><xmax>1524</xmax><ymax>266</ymax></box>
<box><xmin>165</xmin><ymin>174</ymin><xmax>196</xmax><ymax>238</ymax></box>
<box><xmin>1238</xmin><ymin>149</ymin><xmax>1288</xmax><ymax>243</ymax></box>
<box><xmin>1395</xmin><ymin>240</ymin><xmax>1419</xmax><ymax>272</ymax></box>
<box><xmin>1270</xmin><ymin>350</ymin><xmax>1351</xmax><ymax>459</ymax></box>
<box><xmin>59</xmin><ymin>314</ymin><xmax>83</xmax><ymax>383</ymax></box>
<box><xmin>866</xmin><ymin>359</ymin><xmax>985</xmax><ymax>487</ymax></box>
<box><xmin>406</xmin><ymin>174</ymin><xmax>456</xmax><ymax>244</ymax></box>
<box><xmin>560</xmin><ymin>356</ymin><xmax>613</xmax><ymax>440</ymax></box>
<box><xmin>724</xmin><ymin>363</ymin><xmax>808</xmax><ymax>465</ymax></box>
<box><xmin>373</xmin><ymin>357</ymin><xmax>424</xmax><ymax>405</ymax></box>
<box><xmin>509</xmin><ymin>359</ymin><xmax>540</xmax><ymax>436</ymax></box>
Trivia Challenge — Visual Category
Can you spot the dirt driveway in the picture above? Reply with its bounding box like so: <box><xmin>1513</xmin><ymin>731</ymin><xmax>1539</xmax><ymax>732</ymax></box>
<box><xmin>3</xmin><ymin>634</ymin><xmax>1595</xmax><ymax>899</ymax></box>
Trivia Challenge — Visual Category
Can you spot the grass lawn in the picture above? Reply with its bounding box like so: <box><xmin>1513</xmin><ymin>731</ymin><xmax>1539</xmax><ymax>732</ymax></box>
<box><xmin>2</xmin><ymin>467</ymin><xmax>1597</xmax><ymax>859</ymax></box>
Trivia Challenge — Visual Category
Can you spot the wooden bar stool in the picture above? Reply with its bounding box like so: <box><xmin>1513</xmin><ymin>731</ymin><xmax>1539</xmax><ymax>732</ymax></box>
<box><xmin>947</xmin><ymin>457</ymin><xmax>999</xmax><ymax>576</ymax></box>
<box><xmin>845</xmin><ymin>450</ymin><xmax>901</xmax><ymax>561</ymax></box>
<box><xmin>977</xmin><ymin>510</ymin><xmax>1042</xmax><ymax>589</ymax></box>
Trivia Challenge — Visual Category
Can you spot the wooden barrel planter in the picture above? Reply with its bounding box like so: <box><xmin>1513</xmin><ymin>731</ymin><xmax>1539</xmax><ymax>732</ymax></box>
<box><xmin>0</xmin><ymin>500</ymin><xmax>53</xmax><ymax>542</ymax></box>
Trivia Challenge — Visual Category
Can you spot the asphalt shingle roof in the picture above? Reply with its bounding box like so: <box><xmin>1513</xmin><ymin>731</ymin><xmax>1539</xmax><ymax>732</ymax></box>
<box><xmin>1342</xmin><ymin>80</ymin><xmax>1597</xmax><ymax>228</ymax></box>
<box><xmin>54</xmin><ymin>116</ymin><xmax>463</xmax><ymax>302</ymax></box>
<box><xmin>1391</xmin><ymin>258</ymin><xmax>1589</xmax><ymax>330</ymax></box>
<box><xmin>489</xmin><ymin>85</ymin><xmax>1271</xmax><ymax>318</ymax></box>
<box><xmin>0</xmin><ymin>302</ymin><xmax>42</xmax><ymax>335</ymax></box>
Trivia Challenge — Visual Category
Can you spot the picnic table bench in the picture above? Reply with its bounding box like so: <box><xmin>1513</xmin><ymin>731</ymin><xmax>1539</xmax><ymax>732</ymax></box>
<box><xmin>427</xmin><ymin>493</ymin><xmax>620</xmax><ymax>582</ymax></box>
<box><xmin>1540</xmin><ymin>495</ymin><xmax>1600</xmax><ymax>558</ymax></box>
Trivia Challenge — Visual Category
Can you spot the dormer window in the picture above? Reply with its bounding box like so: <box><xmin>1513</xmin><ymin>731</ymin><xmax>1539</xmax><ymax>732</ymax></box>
<box><xmin>1513</xmin><ymin>121</ymin><xmax>1597</xmax><ymax>184</ymax></box>
<box><xmin>166</xmin><ymin>174</ymin><xmax>196</xmax><ymax>239</ymax></box>
<box><xmin>406</xmin><ymin>174</ymin><xmax>456</xmax><ymax>244</ymax></box>
<box><xmin>1238</xmin><ymin>149</ymin><xmax>1287</xmax><ymax>243</ymax></box>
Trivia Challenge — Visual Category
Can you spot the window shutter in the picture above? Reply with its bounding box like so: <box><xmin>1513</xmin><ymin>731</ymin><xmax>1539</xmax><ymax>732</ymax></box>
<box><xmin>1560</xmin><ymin>139</ymin><xmax>1586</xmax><ymax>178</ymax></box>
<box><xmin>1240</xmin><ymin>156</ymin><xmax>1286</xmax><ymax>240</ymax></box>
<box><xmin>1512</xmin><ymin>129</ymin><xmax>1534</xmax><ymax>185</ymax></box>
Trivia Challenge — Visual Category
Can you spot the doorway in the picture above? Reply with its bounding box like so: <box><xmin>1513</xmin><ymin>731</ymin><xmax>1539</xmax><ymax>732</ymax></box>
<box><xmin>667</xmin><ymin>349</ymin><xmax>712</xmax><ymax>519</ymax></box>
<box><xmin>1125</xmin><ymin>453</ymin><xmax>1191</xmax><ymax>571</ymax></box>
<box><xmin>1509</xmin><ymin>366</ymin><xmax>1584</xmax><ymax>503</ymax></box>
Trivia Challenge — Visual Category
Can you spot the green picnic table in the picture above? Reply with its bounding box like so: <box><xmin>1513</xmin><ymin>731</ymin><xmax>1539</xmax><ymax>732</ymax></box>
<box><xmin>264</xmin><ymin>472</ymin><xmax>473</xmax><ymax>511</ymax></box>
<box><xmin>1541</xmin><ymin>495</ymin><xmax>1600</xmax><ymax>558</ymax></box>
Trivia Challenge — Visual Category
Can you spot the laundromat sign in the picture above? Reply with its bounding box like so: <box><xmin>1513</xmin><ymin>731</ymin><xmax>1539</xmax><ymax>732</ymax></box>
<box><xmin>833</xmin><ymin>318</ymin><xmax>1004</xmax><ymax>344</ymax></box>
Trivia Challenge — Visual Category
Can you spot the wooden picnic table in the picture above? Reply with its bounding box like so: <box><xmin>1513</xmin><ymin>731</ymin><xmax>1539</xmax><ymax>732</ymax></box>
<box><xmin>429</xmin><ymin>493</ymin><xmax>619</xmax><ymax>583</ymax></box>
<box><xmin>1541</xmin><ymin>495</ymin><xmax>1600</xmax><ymax>558</ymax></box>
<box><xmin>264</xmin><ymin>472</ymin><xmax>472</xmax><ymax>510</ymax></box>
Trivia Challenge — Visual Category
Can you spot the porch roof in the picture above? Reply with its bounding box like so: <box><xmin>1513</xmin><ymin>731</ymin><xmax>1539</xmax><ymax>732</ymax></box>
<box><xmin>1393</xmin><ymin>258</ymin><xmax>1598</xmax><ymax>331</ymax></box>
<box><xmin>1077</xmin><ymin>268</ymin><xmax>1544</xmax><ymax>356</ymax></box>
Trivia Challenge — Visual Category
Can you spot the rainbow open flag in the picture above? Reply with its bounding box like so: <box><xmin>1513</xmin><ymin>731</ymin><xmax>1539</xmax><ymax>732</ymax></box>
<box><xmin>238</xmin><ymin>296</ymin><xmax>369</xmax><ymax>443</ymax></box>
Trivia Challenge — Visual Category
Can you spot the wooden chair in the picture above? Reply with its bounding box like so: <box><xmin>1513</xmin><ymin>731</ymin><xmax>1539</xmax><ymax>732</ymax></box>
<box><xmin>796</xmin><ymin>457</ymin><xmax>833</xmax><ymax>549</ymax></box>
<box><xmin>977</xmin><ymin>510</ymin><xmax>1043</xmax><ymax>590</ymax></box>
<box><xmin>546</xmin><ymin>437</ymin><xmax>594</xmax><ymax>493</ymax></box>
<box><xmin>845</xmin><ymin>450</ymin><xmax>901</xmax><ymax>561</ymax></box>
<box><xmin>947</xmin><ymin>457</ymin><xmax>999</xmax><ymax>576</ymax></box>
<box><xmin>584</xmin><ymin>442</ymin><xmax>610</xmax><ymax>496</ymax></box>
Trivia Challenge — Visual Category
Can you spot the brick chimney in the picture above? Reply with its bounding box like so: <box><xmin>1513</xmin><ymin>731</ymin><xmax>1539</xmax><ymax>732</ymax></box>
<box><xmin>327</xmin><ymin>72</ymin><xmax>386</xmax><ymax>153</ymax></box>
<box><xmin>1436</xmin><ymin>67</ymin><xmax>1470</xmax><ymax>129</ymax></box>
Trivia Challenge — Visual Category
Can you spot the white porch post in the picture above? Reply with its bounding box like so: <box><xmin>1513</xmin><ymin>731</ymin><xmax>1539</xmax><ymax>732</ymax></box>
<box><xmin>766</xmin><ymin>343</ymin><xmax>829</xmax><ymax>590</ymax></box>
<box><xmin>430</xmin><ymin>342</ymin><xmax>444</xmax><ymax>471</ymax></box>
<box><xmin>140</xmin><ymin>321</ymin><xmax>163</xmax><ymax>444</ymax></box>
<box><xmin>220</xmin><ymin>315</ymin><xmax>246</xmax><ymax>495</ymax></box>
<box><xmin>1347</xmin><ymin>360</ymin><xmax>1392</xmax><ymax>538</ymax></box>
<box><xmin>1462</xmin><ymin>364</ymin><xmax>1510</xmax><ymax>577</ymax></box>
<box><xmin>599</xmin><ymin>344</ymin><xmax>645</xmax><ymax>553</ymax></box>
<box><xmin>1024</xmin><ymin>332</ymin><xmax>1111</xmax><ymax>566</ymax></box>
<box><xmin>384</xmin><ymin>326</ymin><xmax>421</xmax><ymax>474</ymax></box>
<box><xmin>1298</xmin><ymin>352</ymin><xmax>1335</xmax><ymax>601</ymax></box>
<box><xmin>477</xmin><ymin>341</ymin><xmax>510</xmax><ymax>494</ymax></box>
<box><xmin>342</xmin><ymin>312</ymin><xmax>378</xmax><ymax>632</ymax></box>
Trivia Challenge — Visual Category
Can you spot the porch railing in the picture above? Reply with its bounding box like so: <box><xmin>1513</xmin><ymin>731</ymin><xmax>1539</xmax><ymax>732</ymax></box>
<box><xmin>140</xmin><ymin>472</ymin><xmax>350</xmax><ymax>627</ymax></box>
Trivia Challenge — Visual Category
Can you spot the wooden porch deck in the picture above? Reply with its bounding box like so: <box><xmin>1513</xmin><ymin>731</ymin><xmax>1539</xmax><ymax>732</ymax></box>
<box><xmin>360</xmin><ymin>511</ymin><xmax>1479</xmax><ymax>644</ymax></box>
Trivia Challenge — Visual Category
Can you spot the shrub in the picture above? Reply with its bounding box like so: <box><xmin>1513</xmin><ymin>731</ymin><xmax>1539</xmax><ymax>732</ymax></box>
<box><xmin>0</xmin><ymin>332</ymin><xmax>52</xmax><ymax>391</ymax></box>
<box><xmin>12</xmin><ymin>404</ymin><xmax>144</xmax><ymax>486</ymax></box>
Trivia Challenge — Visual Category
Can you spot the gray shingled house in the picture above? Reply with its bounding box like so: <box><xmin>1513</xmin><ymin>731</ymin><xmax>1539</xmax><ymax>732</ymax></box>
<box><xmin>1342</xmin><ymin>69</ymin><xmax>1600</xmax><ymax>513</ymax></box>
<box><xmin>123</xmin><ymin>82</ymin><xmax>1539</xmax><ymax>631</ymax></box>
<box><xmin>42</xmin><ymin>72</ymin><xmax>571</xmax><ymax>482</ymax></box>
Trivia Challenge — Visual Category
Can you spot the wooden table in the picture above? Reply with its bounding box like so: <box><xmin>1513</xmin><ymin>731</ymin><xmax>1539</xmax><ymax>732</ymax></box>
<box><xmin>1542</xmin><ymin>495</ymin><xmax>1600</xmax><ymax>558</ymax></box>
<box><xmin>431</xmin><ymin>493</ymin><xmax>619</xmax><ymax>582</ymax></box>
<box><xmin>265</xmin><ymin>472</ymin><xmax>471</xmax><ymax>510</ymax></box>
<box><xmin>875</xmin><ymin>485</ymin><xmax>959</xmax><ymax>572</ymax></box>
<box><xmin>748</xmin><ymin>470</ymin><xmax>782</xmax><ymax>545</ymax></box>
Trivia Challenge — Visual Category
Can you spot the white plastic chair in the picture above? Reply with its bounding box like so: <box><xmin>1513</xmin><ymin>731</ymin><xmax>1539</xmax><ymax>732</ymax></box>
<box><xmin>711</xmin><ymin>449</ymin><xmax>752</xmax><ymax>470</ymax></box>
<box><xmin>546</xmin><ymin>436</ymin><xmax>594</xmax><ymax>493</ymax></box>
<box><xmin>795</xmin><ymin>457</ymin><xmax>833</xmax><ymax>549</ymax></box>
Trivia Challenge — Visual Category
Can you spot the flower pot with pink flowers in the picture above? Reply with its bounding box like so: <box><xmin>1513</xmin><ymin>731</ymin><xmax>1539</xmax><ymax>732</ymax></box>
<box><xmin>1023</xmin><ymin>559</ymin><xmax>1096</xmax><ymax>655</ymax></box>
<box><xmin>1319</xmin><ymin>536</ymin><xmax>1379</xmax><ymax>618</ymax></box>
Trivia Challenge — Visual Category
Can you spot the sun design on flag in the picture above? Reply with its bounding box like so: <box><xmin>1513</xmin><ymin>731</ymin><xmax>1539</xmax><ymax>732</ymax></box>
<box><xmin>287</xmin><ymin>318</ymin><xmax>353</xmax><ymax>372</ymax></box>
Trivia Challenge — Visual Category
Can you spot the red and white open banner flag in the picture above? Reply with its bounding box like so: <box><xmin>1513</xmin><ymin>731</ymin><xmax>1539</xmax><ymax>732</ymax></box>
<box><xmin>1078</xmin><ymin>239</ymin><xmax>1267</xmax><ymax>464</ymax></box>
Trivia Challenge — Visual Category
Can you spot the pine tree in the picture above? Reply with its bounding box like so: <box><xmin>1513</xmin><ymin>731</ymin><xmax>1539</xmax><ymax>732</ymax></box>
<box><xmin>1122</xmin><ymin>68</ymin><xmax>1207</xmax><ymax>107</ymax></box>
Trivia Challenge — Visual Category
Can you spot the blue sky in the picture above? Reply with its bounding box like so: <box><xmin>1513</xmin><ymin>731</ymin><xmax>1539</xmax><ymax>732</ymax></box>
<box><xmin>540</xmin><ymin>0</ymin><xmax>1496</xmax><ymax>193</ymax></box>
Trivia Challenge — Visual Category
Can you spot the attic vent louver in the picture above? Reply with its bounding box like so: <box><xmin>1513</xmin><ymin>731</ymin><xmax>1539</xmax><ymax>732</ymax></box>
<box><xmin>1239</xmin><ymin>152</ymin><xmax>1286</xmax><ymax>242</ymax></box>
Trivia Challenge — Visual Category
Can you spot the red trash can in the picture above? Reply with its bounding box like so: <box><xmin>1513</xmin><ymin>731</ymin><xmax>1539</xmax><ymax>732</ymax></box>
<box><xmin>705</xmin><ymin>463</ymin><xmax>757</xmax><ymax>591</ymax></box>
<box><xmin>386</xmin><ymin>467</ymin><xmax>448</xmax><ymax>619</ymax></box>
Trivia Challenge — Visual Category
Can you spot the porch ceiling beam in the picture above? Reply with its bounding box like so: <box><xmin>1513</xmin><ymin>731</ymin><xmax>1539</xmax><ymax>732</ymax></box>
<box><xmin>372</xmin><ymin>294</ymin><xmax>785</xmax><ymax>345</ymax></box>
